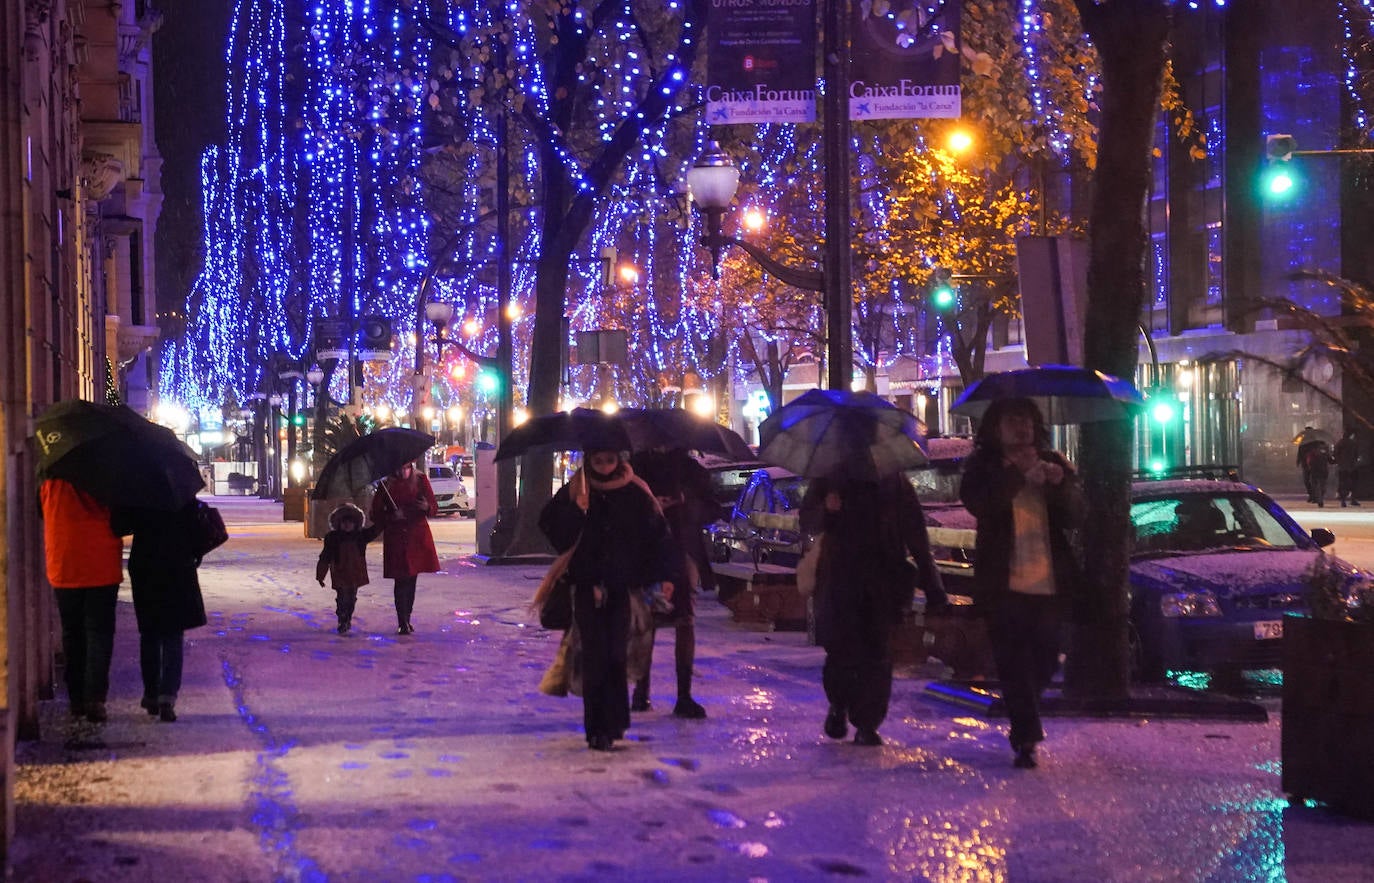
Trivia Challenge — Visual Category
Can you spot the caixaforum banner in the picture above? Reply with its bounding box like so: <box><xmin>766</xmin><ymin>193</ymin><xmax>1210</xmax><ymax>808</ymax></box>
<box><xmin>849</xmin><ymin>0</ymin><xmax>962</xmax><ymax>121</ymax></box>
<box><xmin>705</xmin><ymin>0</ymin><xmax>817</xmax><ymax>125</ymax></box>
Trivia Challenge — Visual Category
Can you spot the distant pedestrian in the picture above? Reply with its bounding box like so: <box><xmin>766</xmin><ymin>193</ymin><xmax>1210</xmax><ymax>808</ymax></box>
<box><xmin>1296</xmin><ymin>428</ymin><xmax>1322</xmax><ymax>502</ymax></box>
<box><xmin>539</xmin><ymin>447</ymin><xmax>680</xmax><ymax>751</ymax></box>
<box><xmin>628</xmin><ymin>446</ymin><xmax>716</xmax><ymax>718</ymax></box>
<box><xmin>40</xmin><ymin>478</ymin><xmax>124</xmax><ymax>724</ymax></box>
<box><xmin>959</xmin><ymin>397</ymin><xmax>1084</xmax><ymax>770</ymax></box>
<box><xmin>111</xmin><ymin>501</ymin><xmax>209</xmax><ymax>723</ymax></box>
<box><xmin>1334</xmin><ymin>429</ymin><xmax>1361</xmax><ymax>508</ymax></box>
<box><xmin>316</xmin><ymin>502</ymin><xmax>383</xmax><ymax>634</ymax></box>
<box><xmin>371</xmin><ymin>462</ymin><xmax>440</xmax><ymax>635</ymax></box>
<box><xmin>1303</xmin><ymin>442</ymin><xmax>1332</xmax><ymax>508</ymax></box>
<box><xmin>799</xmin><ymin>468</ymin><xmax>947</xmax><ymax>748</ymax></box>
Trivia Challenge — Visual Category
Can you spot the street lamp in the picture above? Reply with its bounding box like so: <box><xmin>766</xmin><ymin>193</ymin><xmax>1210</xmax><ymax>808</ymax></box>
<box><xmin>687</xmin><ymin>141</ymin><xmax>851</xmax><ymax>390</ymax></box>
<box><xmin>268</xmin><ymin>393</ymin><xmax>284</xmax><ymax>501</ymax></box>
<box><xmin>305</xmin><ymin>365</ymin><xmax>327</xmax><ymax>482</ymax></box>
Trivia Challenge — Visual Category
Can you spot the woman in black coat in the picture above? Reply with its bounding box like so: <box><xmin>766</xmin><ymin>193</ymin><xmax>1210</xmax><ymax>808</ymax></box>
<box><xmin>539</xmin><ymin>446</ymin><xmax>680</xmax><ymax>751</ymax></box>
<box><xmin>959</xmin><ymin>397</ymin><xmax>1084</xmax><ymax>769</ymax></box>
<box><xmin>112</xmin><ymin>502</ymin><xmax>208</xmax><ymax>722</ymax></box>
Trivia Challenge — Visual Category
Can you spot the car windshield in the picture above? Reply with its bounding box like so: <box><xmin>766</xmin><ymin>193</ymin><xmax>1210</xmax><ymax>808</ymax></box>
<box><xmin>429</xmin><ymin>466</ymin><xmax>455</xmax><ymax>480</ymax></box>
<box><xmin>1131</xmin><ymin>493</ymin><xmax>1303</xmax><ymax>554</ymax></box>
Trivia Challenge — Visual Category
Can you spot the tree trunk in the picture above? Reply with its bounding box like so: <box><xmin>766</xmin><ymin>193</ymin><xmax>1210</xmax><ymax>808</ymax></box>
<box><xmin>1065</xmin><ymin>0</ymin><xmax>1171</xmax><ymax>701</ymax></box>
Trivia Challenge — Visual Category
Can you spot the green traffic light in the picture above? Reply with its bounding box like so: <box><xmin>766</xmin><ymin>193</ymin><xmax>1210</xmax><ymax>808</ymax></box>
<box><xmin>291</xmin><ymin>414</ymin><xmax>305</xmax><ymax>427</ymax></box>
<box><xmin>1149</xmin><ymin>459</ymin><xmax>1168</xmax><ymax>474</ymax></box>
<box><xmin>1263</xmin><ymin>166</ymin><xmax>1295</xmax><ymax>198</ymax></box>
<box><xmin>1150</xmin><ymin>400</ymin><xmax>1176</xmax><ymax>425</ymax></box>
<box><xmin>476</xmin><ymin>369</ymin><xmax>499</xmax><ymax>395</ymax></box>
<box><xmin>931</xmin><ymin>286</ymin><xmax>956</xmax><ymax>311</ymax></box>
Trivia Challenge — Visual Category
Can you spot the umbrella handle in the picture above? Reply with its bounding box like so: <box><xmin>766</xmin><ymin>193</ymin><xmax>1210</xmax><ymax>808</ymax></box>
<box><xmin>380</xmin><ymin>481</ymin><xmax>400</xmax><ymax>515</ymax></box>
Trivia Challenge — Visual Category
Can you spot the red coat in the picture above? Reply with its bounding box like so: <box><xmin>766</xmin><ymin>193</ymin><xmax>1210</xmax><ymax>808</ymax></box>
<box><xmin>40</xmin><ymin>479</ymin><xmax>123</xmax><ymax>588</ymax></box>
<box><xmin>370</xmin><ymin>472</ymin><xmax>440</xmax><ymax>579</ymax></box>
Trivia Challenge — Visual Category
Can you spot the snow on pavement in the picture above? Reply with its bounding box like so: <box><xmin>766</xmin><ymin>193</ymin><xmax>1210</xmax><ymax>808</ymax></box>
<box><xmin>10</xmin><ymin>497</ymin><xmax>1374</xmax><ymax>882</ymax></box>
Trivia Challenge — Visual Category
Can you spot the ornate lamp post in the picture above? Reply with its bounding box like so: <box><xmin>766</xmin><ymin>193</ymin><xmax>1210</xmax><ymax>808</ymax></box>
<box><xmin>305</xmin><ymin>364</ymin><xmax>326</xmax><ymax>482</ymax></box>
<box><xmin>687</xmin><ymin>141</ymin><xmax>852</xmax><ymax>390</ymax></box>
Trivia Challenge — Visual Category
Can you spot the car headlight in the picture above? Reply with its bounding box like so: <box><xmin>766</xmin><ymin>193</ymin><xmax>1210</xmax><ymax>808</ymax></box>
<box><xmin>1160</xmin><ymin>591</ymin><xmax>1222</xmax><ymax>618</ymax></box>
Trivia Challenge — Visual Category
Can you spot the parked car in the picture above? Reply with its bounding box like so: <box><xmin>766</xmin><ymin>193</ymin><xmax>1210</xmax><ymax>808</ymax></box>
<box><xmin>1126</xmin><ymin>477</ymin><xmax>1362</xmax><ymax>681</ymax></box>
<box><xmin>695</xmin><ymin>453</ymin><xmax>768</xmax><ymax>522</ymax></box>
<box><xmin>426</xmin><ymin>463</ymin><xmax>472</xmax><ymax>516</ymax></box>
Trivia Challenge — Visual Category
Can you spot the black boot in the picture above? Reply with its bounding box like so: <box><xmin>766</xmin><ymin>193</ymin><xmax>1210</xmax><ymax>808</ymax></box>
<box><xmin>631</xmin><ymin>676</ymin><xmax>651</xmax><ymax>712</ymax></box>
<box><xmin>672</xmin><ymin>623</ymin><xmax>705</xmax><ymax>718</ymax></box>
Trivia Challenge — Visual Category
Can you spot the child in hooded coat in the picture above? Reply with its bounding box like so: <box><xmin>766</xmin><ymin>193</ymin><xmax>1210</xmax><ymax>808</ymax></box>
<box><xmin>317</xmin><ymin>502</ymin><xmax>383</xmax><ymax>634</ymax></box>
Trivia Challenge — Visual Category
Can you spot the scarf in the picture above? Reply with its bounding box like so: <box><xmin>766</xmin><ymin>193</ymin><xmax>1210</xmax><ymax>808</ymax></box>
<box><xmin>529</xmin><ymin>461</ymin><xmax>663</xmax><ymax>613</ymax></box>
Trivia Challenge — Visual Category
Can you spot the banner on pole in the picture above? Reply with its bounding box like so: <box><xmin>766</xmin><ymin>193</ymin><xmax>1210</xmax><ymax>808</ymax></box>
<box><xmin>705</xmin><ymin>0</ymin><xmax>817</xmax><ymax>125</ymax></box>
<box><xmin>849</xmin><ymin>0</ymin><xmax>962</xmax><ymax>121</ymax></box>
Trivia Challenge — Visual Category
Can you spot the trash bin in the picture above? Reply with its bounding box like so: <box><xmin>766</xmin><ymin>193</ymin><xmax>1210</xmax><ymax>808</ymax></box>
<box><xmin>283</xmin><ymin>486</ymin><xmax>307</xmax><ymax>522</ymax></box>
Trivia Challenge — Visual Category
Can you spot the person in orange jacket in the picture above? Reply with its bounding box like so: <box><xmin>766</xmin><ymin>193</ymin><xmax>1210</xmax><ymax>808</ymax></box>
<box><xmin>40</xmin><ymin>478</ymin><xmax>124</xmax><ymax>723</ymax></box>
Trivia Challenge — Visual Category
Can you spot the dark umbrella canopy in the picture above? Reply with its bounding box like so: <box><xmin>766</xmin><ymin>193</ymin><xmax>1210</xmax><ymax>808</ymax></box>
<box><xmin>494</xmin><ymin>408</ymin><xmax>632</xmax><ymax>461</ymax></box>
<box><xmin>615</xmin><ymin>408</ymin><xmax>754</xmax><ymax>458</ymax></box>
<box><xmin>758</xmin><ymin>389</ymin><xmax>927</xmax><ymax>480</ymax></box>
<box><xmin>312</xmin><ymin>428</ymin><xmax>436</xmax><ymax>500</ymax></box>
<box><xmin>950</xmin><ymin>365</ymin><xmax>1146</xmax><ymax>424</ymax></box>
<box><xmin>1293</xmin><ymin>428</ymin><xmax>1335</xmax><ymax>447</ymax></box>
<box><xmin>35</xmin><ymin>400</ymin><xmax>204</xmax><ymax>510</ymax></box>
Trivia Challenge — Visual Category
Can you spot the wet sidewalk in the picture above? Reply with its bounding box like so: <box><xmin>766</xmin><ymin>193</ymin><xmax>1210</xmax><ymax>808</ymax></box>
<box><xmin>10</xmin><ymin>497</ymin><xmax>1374</xmax><ymax>882</ymax></box>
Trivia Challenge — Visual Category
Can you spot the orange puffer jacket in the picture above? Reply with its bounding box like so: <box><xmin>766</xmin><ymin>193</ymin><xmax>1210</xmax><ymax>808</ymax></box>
<box><xmin>40</xmin><ymin>479</ymin><xmax>123</xmax><ymax>588</ymax></box>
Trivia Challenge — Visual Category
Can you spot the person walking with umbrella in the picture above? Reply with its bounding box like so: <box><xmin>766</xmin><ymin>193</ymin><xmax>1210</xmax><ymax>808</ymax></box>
<box><xmin>111</xmin><ymin>502</ymin><xmax>208</xmax><ymax>722</ymax></box>
<box><xmin>800</xmin><ymin>468</ymin><xmax>947</xmax><ymax>747</ymax></box>
<box><xmin>628</xmin><ymin>444</ymin><xmax>715</xmax><ymax>719</ymax></box>
<box><xmin>760</xmin><ymin>389</ymin><xmax>946</xmax><ymax>747</ymax></box>
<box><xmin>370</xmin><ymin>462</ymin><xmax>440</xmax><ymax>635</ymax></box>
<box><xmin>958</xmin><ymin>397</ymin><xmax>1084</xmax><ymax>770</ymax></box>
<box><xmin>39</xmin><ymin>478</ymin><xmax>125</xmax><ymax>723</ymax></box>
<box><xmin>538</xmin><ymin>445</ymin><xmax>680</xmax><ymax>751</ymax></box>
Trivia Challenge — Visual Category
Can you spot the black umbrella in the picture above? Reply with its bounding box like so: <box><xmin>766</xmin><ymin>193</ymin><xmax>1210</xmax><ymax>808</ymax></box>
<box><xmin>758</xmin><ymin>389</ymin><xmax>927</xmax><ymax>480</ymax></box>
<box><xmin>614</xmin><ymin>408</ymin><xmax>754</xmax><ymax>458</ymax></box>
<box><xmin>311</xmin><ymin>427</ymin><xmax>436</xmax><ymax>500</ymax></box>
<box><xmin>35</xmin><ymin>400</ymin><xmax>204</xmax><ymax>510</ymax></box>
<box><xmin>1293</xmin><ymin>428</ymin><xmax>1335</xmax><ymax>448</ymax></box>
<box><xmin>494</xmin><ymin>408</ymin><xmax>632</xmax><ymax>461</ymax></box>
<box><xmin>950</xmin><ymin>365</ymin><xmax>1146</xmax><ymax>424</ymax></box>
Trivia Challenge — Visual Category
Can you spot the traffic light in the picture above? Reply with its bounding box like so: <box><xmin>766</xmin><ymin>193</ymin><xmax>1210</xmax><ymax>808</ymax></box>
<box><xmin>1262</xmin><ymin>134</ymin><xmax>1298</xmax><ymax>199</ymax></box>
<box><xmin>1266</xmin><ymin>133</ymin><xmax>1297</xmax><ymax>162</ymax></box>
<box><xmin>600</xmin><ymin>246</ymin><xmax>617</xmax><ymax>286</ymax></box>
<box><xmin>1149</xmin><ymin>394</ymin><xmax>1177</xmax><ymax>426</ymax></box>
<box><xmin>476</xmin><ymin>367</ymin><xmax>500</xmax><ymax>396</ymax></box>
<box><xmin>291</xmin><ymin>412</ymin><xmax>306</xmax><ymax>428</ymax></box>
<box><xmin>930</xmin><ymin>267</ymin><xmax>956</xmax><ymax>311</ymax></box>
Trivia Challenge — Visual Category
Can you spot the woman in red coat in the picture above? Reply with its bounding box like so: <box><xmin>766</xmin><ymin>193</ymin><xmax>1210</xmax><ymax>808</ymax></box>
<box><xmin>370</xmin><ymin>462</ymin><xmax>440</xmax><ymax>634</ymax></box>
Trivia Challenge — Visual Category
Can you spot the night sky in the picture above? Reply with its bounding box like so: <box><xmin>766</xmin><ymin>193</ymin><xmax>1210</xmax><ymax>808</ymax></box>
<box><xmin>152</xmin><ymin>0</ymin><xmax>232</xmax><ymax>320</ymax></box>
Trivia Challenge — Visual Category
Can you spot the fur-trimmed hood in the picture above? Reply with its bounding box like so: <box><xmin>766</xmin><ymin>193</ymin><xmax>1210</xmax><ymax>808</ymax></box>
<box><xmin>329</xmin><ymin>502</ymin><xmax>367</xmax><ymax>531</ymax></box>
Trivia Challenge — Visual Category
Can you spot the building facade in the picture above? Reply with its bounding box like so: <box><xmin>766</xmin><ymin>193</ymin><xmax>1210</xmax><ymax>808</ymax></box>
<box><xmin>0</xmin><ymin>0</ymin><xmax>162</xmax><ymax>859</ymax></box>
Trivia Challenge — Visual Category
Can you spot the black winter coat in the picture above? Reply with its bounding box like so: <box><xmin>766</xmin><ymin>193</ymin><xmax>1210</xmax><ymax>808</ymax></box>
<box><xmin>800</xmin><ymin>475</ymin><xmax>945</xmax><ymax>647</ymax></box>
<box><xmin>958</xmin><ymin>448</ymin><xmax>1085</xmax><ymax>611</ymax></box>
<box><xmin>111</xmin><ymin>503</ymin><xmax>208</xmax><ymax>634</ymax></box>
<box><xmin>539</xmin><ymin>479</ymin><xmax>681</xmax><ymax>592</ymax></box>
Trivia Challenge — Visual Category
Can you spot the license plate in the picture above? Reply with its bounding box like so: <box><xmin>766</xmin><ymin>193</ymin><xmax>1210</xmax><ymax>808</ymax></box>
<box><xmin>1253</xmin><ymin>620</ymin><xmax>1284</xmax><ymax>640</ymax></box>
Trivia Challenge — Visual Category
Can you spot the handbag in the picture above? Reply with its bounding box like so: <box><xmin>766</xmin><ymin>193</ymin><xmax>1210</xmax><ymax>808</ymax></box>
<box><xmin>539</xmin><ymin>573</ymin><xmax>574</xmax><ymax>631</ymax></box>
<box><xmin>796</xmin><ymin>532</ymin><xmax>824</xmax><ymax>598</ymax></box>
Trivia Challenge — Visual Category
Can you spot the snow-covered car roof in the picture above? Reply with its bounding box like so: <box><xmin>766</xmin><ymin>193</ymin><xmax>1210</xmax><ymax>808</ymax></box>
<box><xmin>924</xmin><ymin>436</ymin><xmax>974</xmax><ymax>461</ymax></box>
<box><xmin>1130</xmin><ymin>478</ymin><xmax>1258</xmax><ymax>498</ymax></box>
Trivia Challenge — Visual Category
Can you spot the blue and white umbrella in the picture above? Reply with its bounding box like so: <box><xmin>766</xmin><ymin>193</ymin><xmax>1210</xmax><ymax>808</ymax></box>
<box><xmin>951</xmin><ymin>365</ymin><xmax>1146</xmax><ymax>424</ymax></box>
<box><xmin>758</xmin><ymin>389</ymin><xmax>927</xmax><ymax>480</ymax></box>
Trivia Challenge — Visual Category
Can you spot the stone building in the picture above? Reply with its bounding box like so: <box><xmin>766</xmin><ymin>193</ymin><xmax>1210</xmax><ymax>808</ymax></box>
<box><xmin>0</xmin><ymin>0</ymin><xmax>162</xmax><ymax>858</ymax></box>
